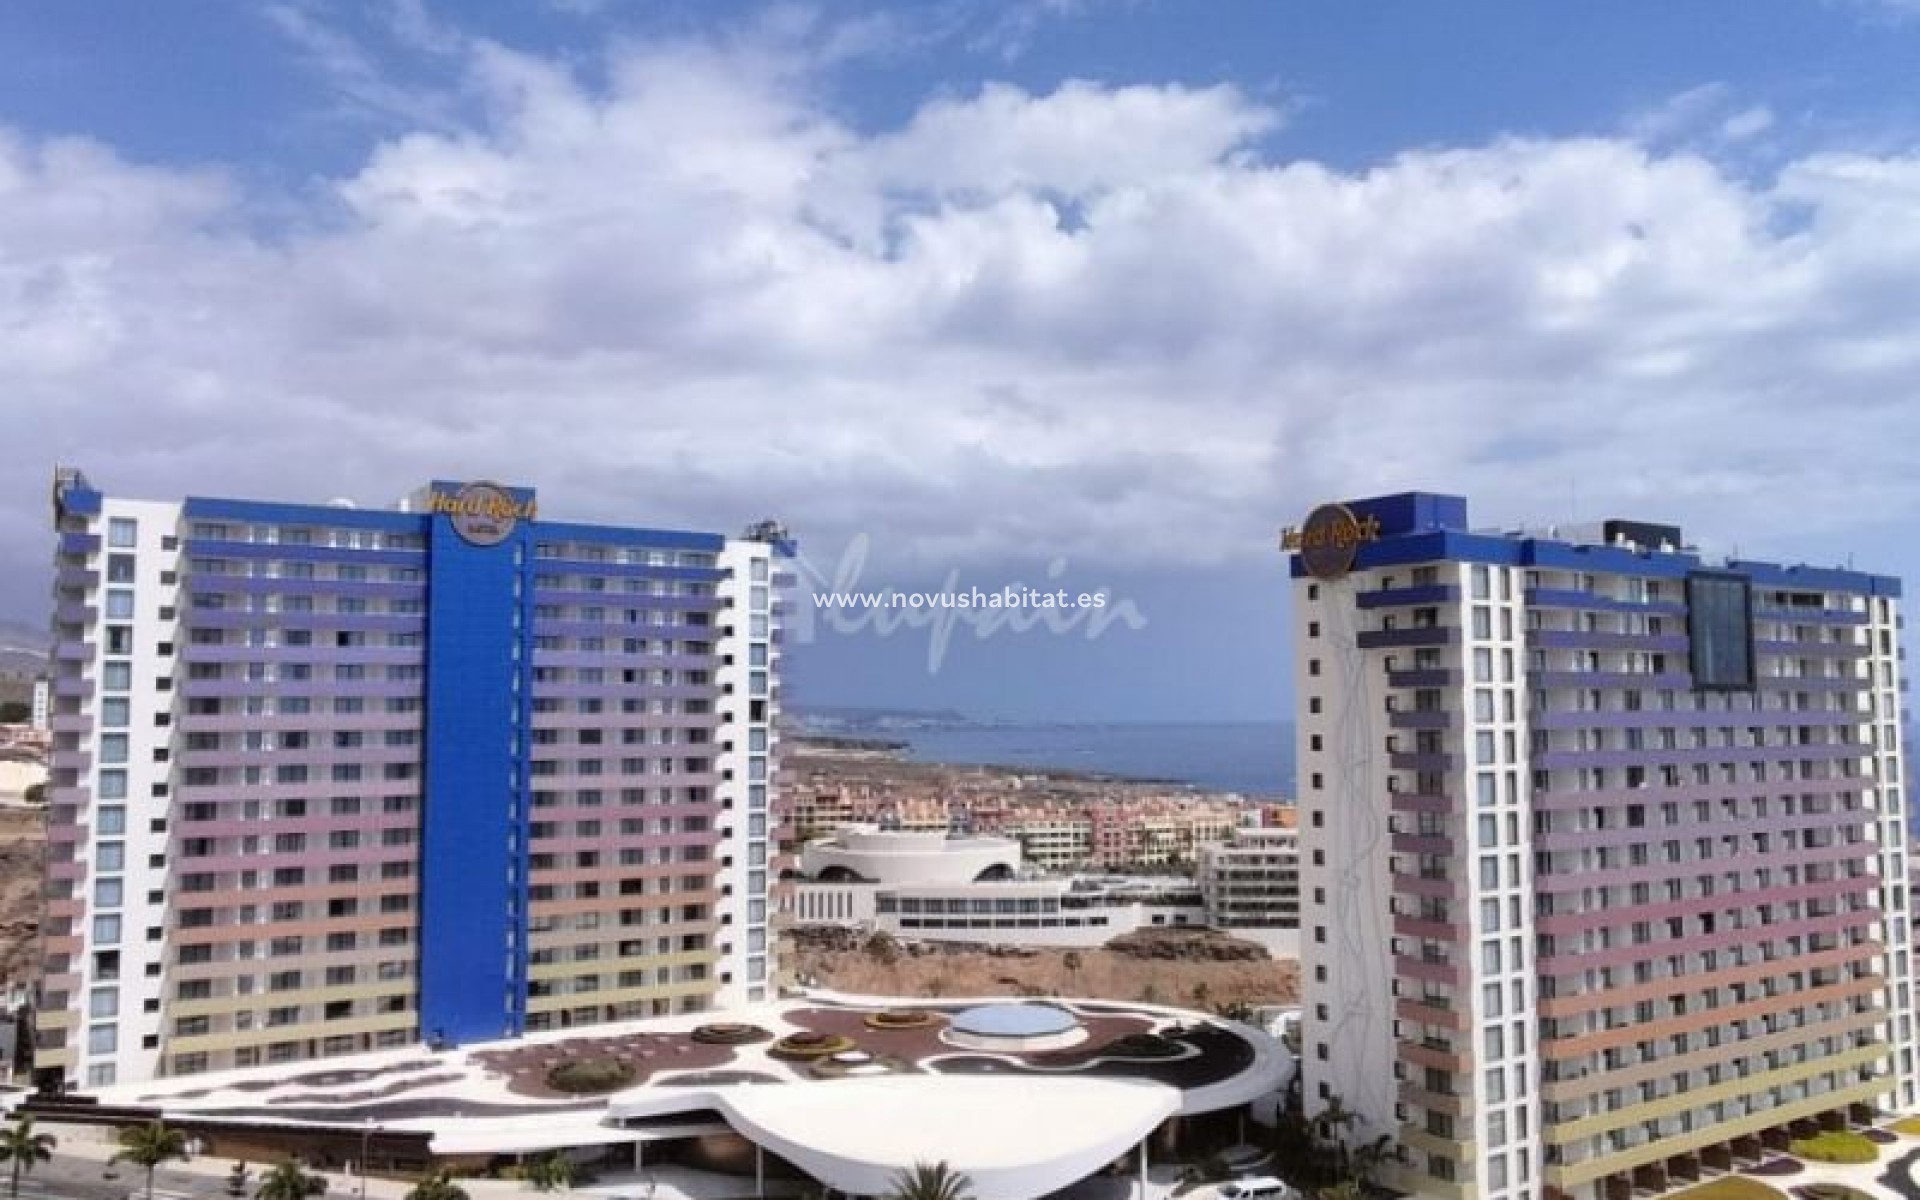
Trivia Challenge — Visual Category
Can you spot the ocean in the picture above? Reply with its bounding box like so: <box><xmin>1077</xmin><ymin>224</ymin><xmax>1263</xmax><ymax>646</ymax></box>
<box><xmin>899</xmin><ymin>721</ymin><xmax>1295</xmax><ymax>799</ymax></box>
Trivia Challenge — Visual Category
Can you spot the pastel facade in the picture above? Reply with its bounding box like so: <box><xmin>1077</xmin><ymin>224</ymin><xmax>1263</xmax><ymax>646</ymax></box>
<box><xmin>1291</xmin><ymin>493</ymin><xmax>1914</xmax><ymax>1200</ymax></box>
<box><xmin>37</xmin><ymin>469</ymin><xmax>788</xmax><ymax>1088</ymax></box>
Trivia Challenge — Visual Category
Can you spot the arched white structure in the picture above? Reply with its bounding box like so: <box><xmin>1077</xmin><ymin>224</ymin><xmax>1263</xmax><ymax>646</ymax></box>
<box><xmin>800</xmin><ymin>825</ymin><xmax>1020</xmax><ymax>884</ymax></box>
<box><xmin>713</xmin><ymin>1076</ymin><xmax>1178</xmax><ymax>1200</ymax></box>
<box><xmin>94</xmin><ymin>992</ymin><xmax>1290</xmax><ymax>1200</ymax></box>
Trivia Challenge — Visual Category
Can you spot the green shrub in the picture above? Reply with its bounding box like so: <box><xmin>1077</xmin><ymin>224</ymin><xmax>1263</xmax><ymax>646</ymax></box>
<box><xmin>545</xmin><ymin>1057</ymin><xmax>635</xmax><ymax>1094</ymax></box>
<box><xmin>1790</xmin><ymin>1131</ymin><xmax>1878</xmax><ymax>1164</ymax></box>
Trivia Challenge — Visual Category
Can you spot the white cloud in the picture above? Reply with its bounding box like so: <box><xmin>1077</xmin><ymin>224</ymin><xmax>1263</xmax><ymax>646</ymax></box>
<box><xmin>4</xmin><ymin>33</ymin><xmax>1920</xmax><ymax>615</ymax></box>
<box><xmin>1720</xmin><ymin>106</ymin><xmax>1775</xmax><ymax>142</ymax></box>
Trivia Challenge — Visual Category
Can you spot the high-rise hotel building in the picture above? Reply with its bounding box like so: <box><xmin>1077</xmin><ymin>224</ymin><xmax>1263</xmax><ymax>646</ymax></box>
<box><xmin>1290</xmin><ymin>493</ymin><xmax>1914</xmax><ymax>1200</ymax></box>
<box><xmin>37</xmin><ymin>469</ymin><xmax>789</xmax><ymax>1089</ymax></box>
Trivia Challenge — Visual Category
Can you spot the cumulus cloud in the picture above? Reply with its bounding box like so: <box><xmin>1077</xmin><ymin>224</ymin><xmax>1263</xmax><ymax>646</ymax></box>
<box><xmin>4</xmin><ymin>30</ymin><xmax>1920</xmax><ymax>621</ymax></box>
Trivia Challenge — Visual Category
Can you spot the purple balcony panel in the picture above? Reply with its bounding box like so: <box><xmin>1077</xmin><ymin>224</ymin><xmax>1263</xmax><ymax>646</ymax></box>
<box><xmin>1357</xmin><ymin>626</ymin><xmax>1456</xmax><ymax>650</ymax></box>
<box><xmin>1386</xmin><ymin>669</ymin><xmax>1455</xmax><ymax>688</ymax></box>
<box><xmin>1357</xmin><ymin>584</ymin><xmax>1461</xmax><ymax>610</ymax></box>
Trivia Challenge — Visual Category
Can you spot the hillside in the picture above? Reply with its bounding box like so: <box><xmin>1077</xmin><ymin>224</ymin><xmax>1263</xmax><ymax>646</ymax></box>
<box><xmin>785</xmin><ymin>926</ymin><xmax>1299</xmax><ymax>1010</ymax></box>
<box><xmin>0</xmin><ymin>805</ymin><xmax>43</xmax><ymax>988</ymax></box>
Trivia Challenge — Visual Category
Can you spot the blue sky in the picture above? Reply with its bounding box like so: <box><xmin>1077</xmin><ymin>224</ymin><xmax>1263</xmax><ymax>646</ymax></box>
<box><xmin>4</xmin><ymin>1</ymin><xmax>1920</xmax><ymax>720</ymax></box>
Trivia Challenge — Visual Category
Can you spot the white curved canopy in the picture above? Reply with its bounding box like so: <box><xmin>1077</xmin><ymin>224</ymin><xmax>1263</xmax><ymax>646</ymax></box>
<box><xmin>712</xmin><ymin>1075</ymin><xmax>1182</xmax><ymax>1200</ymax></box>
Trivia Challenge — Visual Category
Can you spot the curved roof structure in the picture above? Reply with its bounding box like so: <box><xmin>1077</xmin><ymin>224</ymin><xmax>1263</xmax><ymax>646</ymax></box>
<box><xmin>800</xmin><ymin>825</ymin><xmax>1022</xmax><ymax>885</ymax></box>
<box><xmin>90</xmin><ymin>992</ymin><xmax>1289</xmax><ymax>1200</ymax></box>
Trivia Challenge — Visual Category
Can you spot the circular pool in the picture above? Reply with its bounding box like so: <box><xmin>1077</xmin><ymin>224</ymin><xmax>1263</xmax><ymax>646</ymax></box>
<box><xmin>943</xmin><ymin>1003</ymin><xmax>1088</xmax><ymax>1052</ymax></box>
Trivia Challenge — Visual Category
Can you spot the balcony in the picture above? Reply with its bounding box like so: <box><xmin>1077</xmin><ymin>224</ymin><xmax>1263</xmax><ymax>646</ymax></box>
<box><xmin>48</xmin><ymin>748</ymin><xmax>92</xmax><ymax>773</ymax></box>
<box><xmin>1400</xmin><ymin>1036</ymin><xmax>1471</xmax><ymax>1072</ymax></box>
<box><xmin>1358</xmin><ymin>626</ymin><xmax>1456</xmax><ymax>650</ymax></box>
<box><xmin>1357</xmin><ymin>584</ymin><xmax>1460</xmax><ymax>609</ymax></box>
<box><xmin>1390</xmin><ymin>791</ymin><xmax>1452</xmax><ymax>817</ymax></box>
<box><xmin>1394</xmin><ymin>912</ymin><xmax>1463</xmax><ymax>942</ymax></box>
<box><xmin>1389</xmin><ymin>709</ymin><xmax>1452</xmax><ymax>731</ymax></box>
<box><xmin>1395</xmin><ymin>995</ymin><xmax>1468</xmax><ymax>1031</ymax></box>
<box><xmin>1398</xmin><ymin>1077</ymin><xmax>1475</xmax><ymax>1117</ymax></box>
<box><xmin>1385</xmin><ymin>668</ymin><xmax>1453</xmax><ymax>688</ymax></box>
<box><xmin>1397</xmin><ymin>954</ymin><xmax>1467</xmax><ymax>987</ymax></box>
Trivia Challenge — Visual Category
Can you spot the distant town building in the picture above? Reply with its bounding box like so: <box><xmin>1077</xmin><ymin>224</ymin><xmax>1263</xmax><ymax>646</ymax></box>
<box><xmin>37</xmin><ymin>468</ymin><xmax>789</xmax><ymax>1088</ymax></box>
<box><xmin>29</xmin><ymin>676</ymin><xmax>49</xmax><ymax>731</ymax></box>
<box><xmin>1291</xmin><ymin>493</ymin><xmax>1914</xmax><ymax>1200</ymax></box>
<box><xmin>1196</xmin><ymin>825</ymin><xmax>1301</xmax><ymax>929</ymax></box>
<box><xmin>1003</xmin><ymin>815</ymin><xmax>1094</xmax><ymax>872</ymax></box>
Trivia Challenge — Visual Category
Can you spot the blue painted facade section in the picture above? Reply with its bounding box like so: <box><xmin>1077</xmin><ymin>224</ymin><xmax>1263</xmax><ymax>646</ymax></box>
<box><xmin>419</xmin><ymin>483</ymin><xmax>536</xmax><ymax>1046</ymax></box>
<box><xmin>184</xmin><ymin>496</ymin><xmax>427</xmax><ymax>534</ymax></box>
<box><xmin>1346</xmin><ymin>492</ymin><xmax>1469</xmax><ymax>537</ymax></box>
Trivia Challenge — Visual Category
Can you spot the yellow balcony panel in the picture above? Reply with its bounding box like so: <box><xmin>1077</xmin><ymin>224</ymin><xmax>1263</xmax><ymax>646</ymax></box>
<box><xmin>170</xmin><ymin>982</ymin><xmax>417</xmax><ymax>1020</ymax></box>
<box><xmin>526</xmin><ymin>949</ymin><xmax>712</xmax><ymax>983</ymax></box>
<box><xmin>166</xmin><ymin>1012</ymin><xmax>417</xmax><ymax>1057</ymax></box>
<box><xmin>1544</xmin><ymin>1075</ymin><xmax>1885</xmax><ymax>1190</ymax></box>
<box><xmin>1545</xmin><ymin>1043</ymin><xmax>1887</xmax><ymax>1145</ymax></box>
<box><xmin>1398</xmin><ymin>1123</ymin><xmax>1479</xmax><ymax>1162</ymax></box>
<box><xmin>525</xmin><ymin>980</ymin><xmax>716</xmax><ymax>1016</ymax></box>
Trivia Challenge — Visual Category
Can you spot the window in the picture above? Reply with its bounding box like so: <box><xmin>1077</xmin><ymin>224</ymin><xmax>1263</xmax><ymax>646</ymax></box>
<box><xmin>106</xmin><ymin>590</ymin><xmax>135</xmax><ymax>619</ymax></box>
<box><xmin>103</xmin><ymin>662</ymin><xmax>132</xmax><ymax>691</ymax></box>
<box><xmin>108</xmin><ymin>518</ymin><xmax>137</xmax><ymax>547</ymax></box>
<box><xmin>99</xmin><ymin>734</ymin><xmax>129</xmax><ymax>764</ymax></box>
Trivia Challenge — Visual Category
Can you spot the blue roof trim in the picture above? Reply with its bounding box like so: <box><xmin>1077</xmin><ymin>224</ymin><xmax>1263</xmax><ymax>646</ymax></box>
<box><xmin>1290</xmin><ymin>527</ymin><xmax>1901</xmax><ymax>596</ymax></box>
<box><xmin>184</xmin><ymin>496</ymin><xmax>426</xmax><ymax>533</ymax></box>
<box><xmin>533</xmin><ymin>520</ymin><xmax>724</xmax><ymax>552</ymax></box>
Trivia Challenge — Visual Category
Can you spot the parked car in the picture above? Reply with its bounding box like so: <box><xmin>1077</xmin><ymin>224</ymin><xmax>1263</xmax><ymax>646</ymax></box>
<box><xmin>1217</xmin><ymin>1176</ymin><xmax>1299</xmax><ymax>1200</ymax></box>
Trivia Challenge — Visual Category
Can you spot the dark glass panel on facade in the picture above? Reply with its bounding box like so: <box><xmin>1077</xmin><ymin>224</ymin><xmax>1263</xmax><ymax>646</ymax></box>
<box><xmin>1687</xmin><ymin>571</ymin><xmax>1754</xmax><ymax>690</ymax></box>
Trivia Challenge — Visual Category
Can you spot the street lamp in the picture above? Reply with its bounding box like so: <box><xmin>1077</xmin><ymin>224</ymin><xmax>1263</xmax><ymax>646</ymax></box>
<box><xmin>358</xmin><ymin>1118</ymin><xmax>376</xmax><ymax>1200</ymax></box>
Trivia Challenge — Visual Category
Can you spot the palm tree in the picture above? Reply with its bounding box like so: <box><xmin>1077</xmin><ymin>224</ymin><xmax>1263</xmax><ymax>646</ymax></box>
<box><xmin>524</xmin><ymin>1152</ymin><xmax>574</xmax><ymax>1192</ymax></box>
<box><xmin>254</xmin><ymin>1159</ymin><xmax>328</xmax><ymax>1200</ymax></box>
<box><xmin>1350</xmin><ymin>1134</ymin><xmax>1394</xmax><ymax>1188</ymax></box>
<box><xmin>404</xmin><ymin>1170</ymin><xmax>469</xmax><ymax>1200</ymax></box>
<box><xmin>1</xmin><ymin>1116</ymin><xmax>58</xmax><ymax>1200</ymax></box>
<box><xmin>887</xmin><ymin>1161</ymin><xmax>974</xmax><ymax>1200</ymax></box>
<box><xmin>111</xmin><ymin>1121</ymin><xmax>190</xmax><ymax>1200</ymax></box>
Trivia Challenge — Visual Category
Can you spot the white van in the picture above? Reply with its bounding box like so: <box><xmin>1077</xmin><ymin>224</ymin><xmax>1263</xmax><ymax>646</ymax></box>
<box><xmin>1217</xmin><ymin>1177</ymin><xmax>1298</xmax><ymax>1200</ymax></box>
